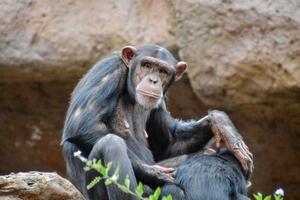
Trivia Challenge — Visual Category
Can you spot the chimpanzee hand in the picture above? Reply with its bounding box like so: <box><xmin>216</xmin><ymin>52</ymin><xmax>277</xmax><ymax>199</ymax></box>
<box><xmin>208</xmin><ymin>110</ymin><xmax>254</xmax><ymax>180</ymax></box>
<box><xmin>152</xmin><ymin>165</ymin><xmax>175</xmax><ymax>181</ymax></box>
<box><xmin>150</xmin><ymin>165</ymin><xmax>175</xmax><ymax>183</ymax></box>
<box><xmin>141</xmin><ymin>164</ymin><xmax>175</xmax><ymax>187</ymax></box>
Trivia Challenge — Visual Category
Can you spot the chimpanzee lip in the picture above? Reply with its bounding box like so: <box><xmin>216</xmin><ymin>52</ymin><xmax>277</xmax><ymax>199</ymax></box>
<box><xmin>137</xmin><ymin>90</ymin><xmax>161</xmax><ymax>99</ymax></box>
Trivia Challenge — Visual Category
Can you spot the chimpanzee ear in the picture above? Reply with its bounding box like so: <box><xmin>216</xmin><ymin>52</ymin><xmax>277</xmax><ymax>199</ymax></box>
<box><xmin>121</xmin><ymin>46</ymin><xmax>137</xmax><ymax>68</ymax></box>
<box><xmin>175</xmin><ymin>61</ymin><xmax>188</xmax><ymax>81</ymax></box>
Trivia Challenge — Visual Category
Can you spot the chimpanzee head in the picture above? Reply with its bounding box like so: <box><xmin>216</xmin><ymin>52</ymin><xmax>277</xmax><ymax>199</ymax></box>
<box><xmin>121</xmin><ymin>44</ymin><xmax>187</xmax><ymax>109</ymax></box>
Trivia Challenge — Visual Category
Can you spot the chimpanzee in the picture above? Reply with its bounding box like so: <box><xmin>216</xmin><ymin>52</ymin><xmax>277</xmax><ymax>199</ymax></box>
<box><xmin>61</xmin><ymin>44</ymin><xmax>253</xmax><ymax>200</ymax></box>
<box><xmin>160</xmin><ymin>150</ymin><xmax>250</xmax><ymax>200</ymax></box>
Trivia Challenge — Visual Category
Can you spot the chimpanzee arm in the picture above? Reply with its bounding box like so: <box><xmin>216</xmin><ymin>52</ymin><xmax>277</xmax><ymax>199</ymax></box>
<box><xmin>147</xmin><ymin>107</ymin><xmax>253</xmax><ymax>179</ymax></box>
<box><xmin>146</xmin><ymin>107</ymin><xmax>213</xmax><ymax>160</ymax></box>
<box><xmin>127</xmin><ymin>149</ymin><xmax>175</xmax><ymax>189</ymax></box>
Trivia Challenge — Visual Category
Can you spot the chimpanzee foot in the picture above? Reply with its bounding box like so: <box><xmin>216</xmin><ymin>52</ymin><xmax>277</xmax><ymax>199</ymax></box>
<box><xmin>208</xmin><ymin>110</ymin><xmax>254</xmax><ymax>179</ymax></box>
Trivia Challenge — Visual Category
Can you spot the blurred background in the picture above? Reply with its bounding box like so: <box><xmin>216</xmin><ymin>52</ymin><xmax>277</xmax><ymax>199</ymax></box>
<box><xmin>0</xmin><ymin>0</ymin><xmax>299</xmax><ymax>199</ymax></box>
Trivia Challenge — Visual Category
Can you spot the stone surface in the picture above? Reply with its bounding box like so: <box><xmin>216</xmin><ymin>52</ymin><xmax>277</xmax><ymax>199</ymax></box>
<box><xmin>0</xmin><ymin>172</ymin><xmax>84</xmax><ymax>200</ymax></box>
<box><xmin>175</xmin><ymin>0</ymin><xmax>300</xmax><ymax>108</ymax></box>
<box><xmin>0</xmin><ymin>0</ymin><xmax>299</xmax><ymax>199</ymax></box>
<box><xmin>0</xmin><ymin>81</ymin><xmax>75</xmax><ymax>176</ymax></box>
<box><xmin>0</xmin><ymin>0</ymin><xmax>176</xmax><ymax>82</ymax></box>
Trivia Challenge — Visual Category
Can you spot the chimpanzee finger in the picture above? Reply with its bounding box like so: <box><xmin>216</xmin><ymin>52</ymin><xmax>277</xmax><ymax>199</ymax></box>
<box><xmin>170</xmin><ymin>170</ymin><xmax>177</xmax><ymax>178</ymax></box>
<box><xmin>211</xmin><ymin>126</ymin><xmax>222</xmax><ymax>149</ymax></box>
<box><xmin>237</xmin><ymin>142</ymin><xmax>253</xmax><ymax>164</ymax></box>
<box><xmin>240</xmin><ymin>141</ymin><xmax>252</xmax><ymax>158</ymax></box>
<box><xmin>243</xmin><ymin>143</ymin><xmax>253</xmax><ymax>160</ymax></box>
<box><xmin>166</xmin><ymin>174</ymin><xmax>175</xmax><ymax>182</ymax></box>
<box><xmin>231</xmin><ymin>144</ymin><xmax>251</xmax><ymax>173</ymax></box>
<box><xmin>159</xmin><ymin>173</ymin><xmax>175</xmax><ymax>183</ymax></box>
<box><xmin>240</xmin><ymin>149</ymin><xmax>253</xmax><ymax>175</ymax></box>
<box><xmin>234</xmin><ymin>149</ymin><xmax>249</xmax><ymax>175</ymax></box>
<box><xmin>153</xmin><ymin>165</ymin><xmax>175</xmax><ymax>173</ymax></box>
<box><xmin>246</xmin><ymin>157</ymin><xmax>254</xmax><ymax>180</ymax></box>
<box><xmin>163</xmin><ymin>168</ymin><xmax>175</xmax><ymax>173</ymax></box>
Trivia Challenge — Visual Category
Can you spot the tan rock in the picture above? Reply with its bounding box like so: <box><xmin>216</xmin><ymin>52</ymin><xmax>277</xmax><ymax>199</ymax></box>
<box><xmin>0</xmin><ymin>172</ymin><xmax>84</xmax><ymax>200</ymax></box>
<box><xmin>0</xmin><ymin>0</ymin><xmax>176</xmax><ymax>82</ymax></box>
<box><xmin>174</xmin><ymin>0</ymin><xmax>300</xmax><ymax>108</ymax></box>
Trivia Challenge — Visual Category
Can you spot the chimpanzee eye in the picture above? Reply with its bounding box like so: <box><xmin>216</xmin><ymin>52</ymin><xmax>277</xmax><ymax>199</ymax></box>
<box><xmin>159</xmin><ymin>69</ymin><xmax>168</xmax><ymax>75</ymax></box>
<box><xmin>142</xmin><ymin>63</ymin><xmax>151</xmax><ymax>69</ymax></box>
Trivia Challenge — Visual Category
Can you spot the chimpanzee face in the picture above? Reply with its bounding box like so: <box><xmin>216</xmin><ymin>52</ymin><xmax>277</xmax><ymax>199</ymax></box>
<box><xmin>134</xmin><ymin>57</ymin><xmax>174</xmax><ymax>108</ymax></box>
<box><xmin>121</xmin><ymin>45</ymin><xmax>187</xmax><ymax>109</ymax></box>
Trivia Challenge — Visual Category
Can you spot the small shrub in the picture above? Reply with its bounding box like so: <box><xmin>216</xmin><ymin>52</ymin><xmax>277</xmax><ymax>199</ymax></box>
<box><xmin>74</xmin><ymin>150</ymin><xmax>172</xmax><ymax>200</ymax></box>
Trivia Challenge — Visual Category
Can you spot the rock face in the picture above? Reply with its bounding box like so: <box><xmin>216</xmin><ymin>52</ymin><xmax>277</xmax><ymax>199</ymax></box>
<box><xmin>0</xmin><ymin>172</ymin><xmax>84</xmax><ymax>200</ymax></box>
<box><xmin>175</xmin><ymin>0</ymin><xmax>300</xmax><ymax>108</ymax></box>
<box><xmin>0</xmin><ymin>0</ymin><xmax>176</xmax><ymax>82</ymax></box>
<box><xmin>0</xmin><ymin>0</ymin><xmax>299</xmax><ymax>199</ymax></box>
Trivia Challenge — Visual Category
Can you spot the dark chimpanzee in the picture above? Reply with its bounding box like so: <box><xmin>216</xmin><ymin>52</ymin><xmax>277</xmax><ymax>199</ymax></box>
<box><xmin>160</xmin><ymin>150</ymin><xmax>250</xmax><ymax>200</ymax></box>
<box><xmin>61</xmin><ymin>44</ymin><xmax>253</xmax><ymax>200</ymax></box>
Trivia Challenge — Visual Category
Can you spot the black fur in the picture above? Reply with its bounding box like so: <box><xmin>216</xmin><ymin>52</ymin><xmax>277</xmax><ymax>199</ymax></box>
<box><xmin>161</xmin><ymin>150</ymin><xmax>249</xmax><ymax>200</ymax></box>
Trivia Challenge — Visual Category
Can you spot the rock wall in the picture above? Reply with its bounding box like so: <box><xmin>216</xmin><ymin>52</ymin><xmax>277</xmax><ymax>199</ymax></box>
<box><xmin>0</xmin><ymin>0</ymin><xmax>299</xmax><ymax>199</ymax></box>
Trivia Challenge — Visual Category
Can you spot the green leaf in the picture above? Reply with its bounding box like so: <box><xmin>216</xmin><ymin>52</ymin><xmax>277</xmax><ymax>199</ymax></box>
<box><xmin>135</xmin><ymin>182</ymin><xmax>144</xmax><ymax>198</ymax></box>
<box><xmin>83</xmin><ymin>166</ymin><xmax>91</xmax><ymax>171</ymax></box>
<box><xmin>147</xmin><ymin>196</ymin><xmax>154</xmax><ymax>200</ymax></box>
<box><xmin>274</xmin><ymin>194</ymin><xmax>283</xmax><ymax>200</ymax></box>
<box><xmin>263</xmin><ymin>195</ymin><xmax>271</xmax><ymax>200</ymax></box>
<box><xmin>253</xmin><ymin>193</ymin><xmax>263</xmax><ymax>200</ymax></box>
<box><xmin>153</xmin><ymin>187</ymin><xmax>161</xmax><ymax>200</ymax></box>
<box><xmin>105</xmin><ymin>179</ymin><xmax>112</xmax><ymax>186</ymax></box>
<box><xmin>118</xmin><ymin>185</ymin><xmax>130</xmax><ymax>193</ymax></box>
<box><xmin>86</xmin><ymin>160</ymin><xmax>92</xmax><ymax>167</ymax></box>
<box><xmin>162</xmin><ymin>194</ymin><xmax>173</xmax><ymax>200</ymax></box>
<box><xmin>124</xmin><ymin>175</ymin><xmax>131</xmax><ymax>189</ymax></box>
<box><xmin>99</xmin><ymin>162</ymin><xmax>107</xmax><ymax>176</ymax></box>
<box><xmin>93</xmin><ymin>159</ymin><xmax>102</xmax><ymax>173</ymax></box>
<box><xmin>87</xmin><ymin>176</ymin><xmax>101</xmax><ymax>190</ymax></box>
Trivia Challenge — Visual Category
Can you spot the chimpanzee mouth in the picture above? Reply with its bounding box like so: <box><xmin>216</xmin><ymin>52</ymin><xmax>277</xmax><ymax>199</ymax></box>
<box><xmin>137</xmin><ymin>90</ymin><xmax>161</xmax><ymax>99</ymax></box>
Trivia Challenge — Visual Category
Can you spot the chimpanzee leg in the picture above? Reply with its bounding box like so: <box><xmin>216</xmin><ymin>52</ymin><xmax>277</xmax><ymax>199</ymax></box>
<box><xmin>161</xmin><ymin>184</ymin><xmax>185</xmax><ymax>200</ymax></box>
<box><xmin>86</xmin><ymin>134</ymin><xmax>137</xmax><ymax>200</ymax></box>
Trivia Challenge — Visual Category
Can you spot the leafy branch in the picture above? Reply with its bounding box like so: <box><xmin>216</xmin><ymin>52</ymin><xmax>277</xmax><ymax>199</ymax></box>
<box><xmin>74</xmin><ymin>150</ymin><xmax>172</xmax><ymax>200</ymax></box>
<box><xmin>253</xmin><ymin>189</ymin><xmax>284</xmax><ymax>200</ymax></box>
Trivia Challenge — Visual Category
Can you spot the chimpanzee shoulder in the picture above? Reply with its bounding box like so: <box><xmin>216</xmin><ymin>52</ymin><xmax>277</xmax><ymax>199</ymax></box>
<box><xmin>63</xmin><ymin>53</ymin><xmax>127</xmax><ymax>141</ymax></box>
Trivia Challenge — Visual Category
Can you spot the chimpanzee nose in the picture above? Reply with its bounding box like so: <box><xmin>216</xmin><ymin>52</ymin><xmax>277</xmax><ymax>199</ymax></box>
<box><xmin>149</xmin><ymin>76</ymin><xmax>158</xmax><ymax>84</ymax></box>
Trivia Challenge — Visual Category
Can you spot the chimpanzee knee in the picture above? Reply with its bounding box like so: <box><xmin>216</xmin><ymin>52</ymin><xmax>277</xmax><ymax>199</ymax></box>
<box><xmin>88</xmin><ymin>134</ymin><xmax>127</xmax><ymax>160</ymax></box>
<box><xmin>161</xmin><ymin>184</ymin><xmax>185</xmax><ymax>200</ymax></box>
<box><xmin>86</xmin><ymin>134</ymin><xmax>137</xmax><ymax>200</ymax></box>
